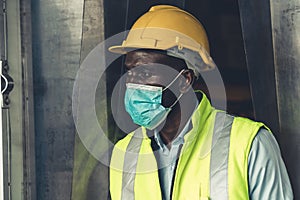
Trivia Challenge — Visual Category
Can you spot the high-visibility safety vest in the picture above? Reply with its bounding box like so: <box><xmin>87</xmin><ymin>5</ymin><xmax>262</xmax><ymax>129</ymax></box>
<box><xmin>110</xmin><ymin>94</ymin><xmax>268</xmax><ymax>200</ymax></box>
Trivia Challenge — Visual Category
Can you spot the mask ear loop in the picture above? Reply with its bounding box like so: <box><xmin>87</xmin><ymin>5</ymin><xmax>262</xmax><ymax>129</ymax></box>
<box><xmin>162</xmin><ymin>69</ymin><xmax>185</xmax><ymax>108</ymax></box>
<box><xmin>169</xmin><ymin>93</ymin><xmax>183</xmax><ymax>108</ymax></box>
<box><xmin>162</xmin><ymin>69</ymin><xmax>185</xmax><ymax>92</ymax></box>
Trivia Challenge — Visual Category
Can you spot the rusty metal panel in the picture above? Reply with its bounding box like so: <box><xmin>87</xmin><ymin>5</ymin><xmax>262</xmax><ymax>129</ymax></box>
<box><xmin>20</xmin><ymin>0</ymin><xmax>37</xmax><ymax>199</ymax></box>
<box><xmin>270</xmin><ymin>0</ymin><xmax>300</xmax><ymax>198</ymax></box>
<box><xmin>31</xmin><ymin>0</ymin><xmax>84</xmax><ymax>199</ymax></box>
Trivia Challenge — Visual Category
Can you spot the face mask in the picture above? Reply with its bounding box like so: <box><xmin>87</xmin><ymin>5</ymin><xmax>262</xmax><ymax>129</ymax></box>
<box><xmin>124</xmin><ymin>70</ymin><xmax>184</xmax><ymax>130</ymax></box>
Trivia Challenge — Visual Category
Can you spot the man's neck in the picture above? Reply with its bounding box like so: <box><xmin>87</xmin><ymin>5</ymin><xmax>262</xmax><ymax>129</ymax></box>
<box><xmin>158</xmin><ymin>90</ymin><xmax>201</xmax><ymax>147</ymax></box>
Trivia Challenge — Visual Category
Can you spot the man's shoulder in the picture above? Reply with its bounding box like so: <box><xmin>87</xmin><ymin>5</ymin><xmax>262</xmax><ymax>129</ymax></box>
<box><xmin>214</xmin><ymin>111</ymin><xmax>266</xmax><ymax>131</ymax></box>
<box><xmin>230</xmin><ymin>114</ymin><xmax>269</xmax><ymax>132</ymax></box>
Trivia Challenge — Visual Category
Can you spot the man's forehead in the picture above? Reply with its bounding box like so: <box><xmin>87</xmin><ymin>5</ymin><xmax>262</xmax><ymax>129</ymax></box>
<box><xmin>125</xmin><ymin>50</ymin><xmax>167</xmax><ymax>66</ymax></box>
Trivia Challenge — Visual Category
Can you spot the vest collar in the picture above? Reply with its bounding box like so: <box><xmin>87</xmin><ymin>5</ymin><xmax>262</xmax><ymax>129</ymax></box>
<box><xmin>184</xmin><ymin>91</ymin><xmax>215</xmax><ymax>143</ymax></box>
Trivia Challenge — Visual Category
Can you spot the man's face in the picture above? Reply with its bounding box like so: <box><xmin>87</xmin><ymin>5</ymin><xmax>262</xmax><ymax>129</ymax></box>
<box><xmin>124</xmin><ymin>50</ymin><xmax>183</xmax><ymax>107</ymax></box>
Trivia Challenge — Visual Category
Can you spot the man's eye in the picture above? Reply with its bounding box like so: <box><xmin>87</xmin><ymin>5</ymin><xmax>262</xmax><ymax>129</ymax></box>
<box><xmin>127</xmin><ymin>70</ymin><xmax>133</xmax><ymax>76</ymax></box>
<box><xmin>138</xmin><ymin>71</ymin><xmax>152</xmax><ymax>79</ymax></box>
<box><xmin>143</xmin><ymin>72</ymin><xmax>151</xmax><ymax>78</ymax></box>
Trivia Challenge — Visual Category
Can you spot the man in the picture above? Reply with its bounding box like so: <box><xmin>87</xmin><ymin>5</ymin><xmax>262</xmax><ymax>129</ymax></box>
<box><xmin>108</xmin><ymin>5</ymin><xmax>293</xmax><ymax>200</ymax></box>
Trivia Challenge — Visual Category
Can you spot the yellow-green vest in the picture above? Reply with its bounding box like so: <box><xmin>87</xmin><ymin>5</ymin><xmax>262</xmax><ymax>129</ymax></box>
<box><xmin>110</xmin><ymin>94</ymin><xmax>268</xmax><ymax>200</ymax></box>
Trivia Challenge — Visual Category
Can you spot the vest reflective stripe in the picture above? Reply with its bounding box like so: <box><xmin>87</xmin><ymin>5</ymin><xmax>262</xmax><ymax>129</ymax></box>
<box><xmin>110</xmin><ymin>132</ymin><xmax>134</xmax><ymax>200</ymax></box>
<box><xmin>134</xmin><ymin>132</ymin><xmax>162</xmax><ymax>199</ymax></box>
<box><xmin>110</xmin><ymin>95</ymin><xmax>266</xmax><ymax>200</ymax></box>
<box><xmin>210</xmin><ymin>112</ymin><xmax>234</xmax><ymax>200</ymax></box>
<box><xmin>121</xmin><ymin>128</ymin><xmax>143</xmax><ymax>200</ymax></box>
<box><xmin>110</xmin><ymin>128</ymin><xmax>162</xmax><ymax>200</ymax></box>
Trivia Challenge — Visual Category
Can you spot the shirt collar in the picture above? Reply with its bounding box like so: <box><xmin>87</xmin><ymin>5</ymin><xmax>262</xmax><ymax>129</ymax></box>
<box><xmin>152</xmin><ymin>91</ymin><xmax>214</xmax><ymax>150</ymax></box>
<box><xmin>153</xmin><ymin>110</ymin><xmax>195</xmax><ymax>151</ymax></box>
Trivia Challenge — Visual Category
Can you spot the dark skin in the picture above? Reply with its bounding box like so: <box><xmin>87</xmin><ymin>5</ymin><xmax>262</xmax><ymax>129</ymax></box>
<box><xmin>125</xmin><ymin>50</ymin><xmax>200</xmax><ymax>147</ymax></box>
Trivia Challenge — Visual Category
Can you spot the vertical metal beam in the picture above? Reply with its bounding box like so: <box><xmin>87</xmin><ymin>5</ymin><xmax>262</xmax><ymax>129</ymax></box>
<box><xmin>270</xmin><ymin>1</ymin><xmax>300</xmax><ymax>198</ymax></box>
<box><xmin>0</xmin><ymin>61</ymin><xmax>4</xmax><ymax>200</ymax></box>
<box><xmin>0</xmin><ymin>2</ymin><xmax>6</xmax><ymax>199</ymax></box>
<box><xmin>20</xmin><ymin>0</ymin><xmax>36</xmax><ymax>199</ymax></box>
<box><xmin>237</xmin><ymin>0</ymin><xmax>280</xmax><ymax>135</ymax></box>
<box><xmin>6</xmin><ymin>0</ymin><xmax>24</xmax><ymax>199</ymax></box>
<box><xmin>71</xmin><ymin>0</ymin><xmax>107</xmax><ymax>199</ymax></box>
<box><xmin>0</xmin><ymin>1</ymin><xmax>5</xmax><ymax>60</ymax></box>
<box><xmin>31</xmin><ymin>0</ymin><xmax>84</xmax><ymax>199</ymax></box>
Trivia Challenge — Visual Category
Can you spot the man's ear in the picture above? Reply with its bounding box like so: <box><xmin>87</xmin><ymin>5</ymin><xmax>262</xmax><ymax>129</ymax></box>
<box><xmin>179</xmin><ymin>69</ymin><xmax>195</xmax><ymax>93</ymax></box>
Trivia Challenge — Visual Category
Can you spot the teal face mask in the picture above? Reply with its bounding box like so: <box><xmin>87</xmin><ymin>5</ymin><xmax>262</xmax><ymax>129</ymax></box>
<box><xmin>124</xmin><ymin>70</ymin><xmax>183</xmax><ymax>130</ymax></box>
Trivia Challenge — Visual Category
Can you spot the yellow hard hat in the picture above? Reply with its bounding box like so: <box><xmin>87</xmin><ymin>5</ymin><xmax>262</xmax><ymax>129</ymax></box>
<box><xmin>109</xmin><ymin>5</ymin><xmax>216</xmax><ymax>72</ymax></box>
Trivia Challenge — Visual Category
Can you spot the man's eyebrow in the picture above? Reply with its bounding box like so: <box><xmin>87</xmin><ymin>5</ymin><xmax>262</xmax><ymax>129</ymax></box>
<box><xmin>124</xmin><ymin>62</ymin><xmax>136</xmax><ymax>69</ymax></box>
<box><xmin>124</xmin><ymin>60</ymin><xmax>147</xmax><ymax>68</ymax></box>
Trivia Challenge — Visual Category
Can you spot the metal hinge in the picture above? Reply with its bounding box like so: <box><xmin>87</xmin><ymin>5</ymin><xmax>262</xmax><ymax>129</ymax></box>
<box><xmin>1</xmin><ymin>60</ymin><xmax>14</xmax><ymax>107</ymax></box>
